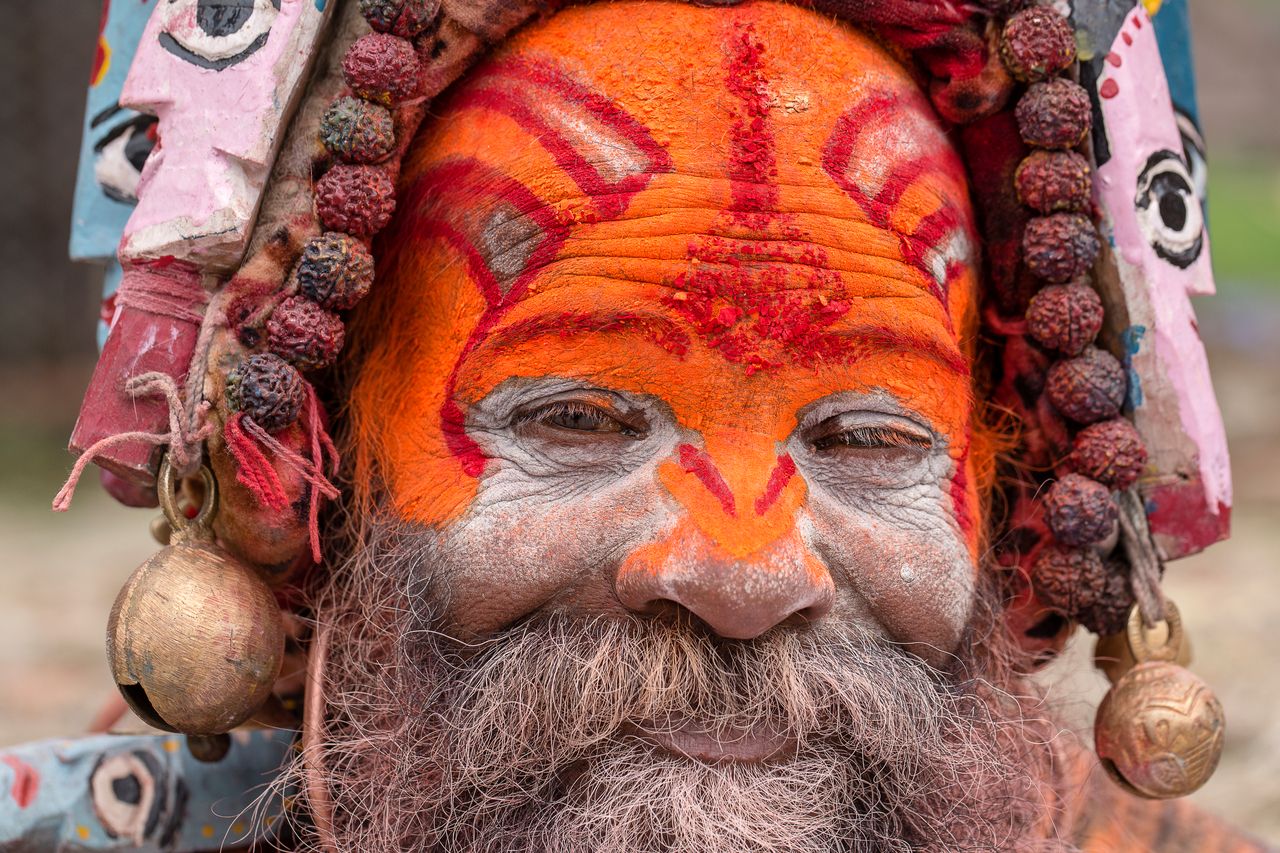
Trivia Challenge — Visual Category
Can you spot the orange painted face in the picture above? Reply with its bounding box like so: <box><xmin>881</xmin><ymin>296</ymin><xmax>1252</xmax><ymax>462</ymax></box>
<box><xmin>351</xmin><ymin>1</ymin><xmax>986</xmax><ymax>657</ymax></box>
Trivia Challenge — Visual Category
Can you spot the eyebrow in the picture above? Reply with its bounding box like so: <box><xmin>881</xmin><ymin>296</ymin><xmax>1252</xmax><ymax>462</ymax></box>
<box><xmin>479</xmin><ymin>310</ymin><xmax>969</xmax><ymax>377</ymax></box>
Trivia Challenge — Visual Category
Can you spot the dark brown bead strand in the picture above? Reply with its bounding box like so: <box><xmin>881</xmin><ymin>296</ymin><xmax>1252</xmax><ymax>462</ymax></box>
<box><xmin>1032</xmin><ymin>543</ymin><xmax>1106</xmax><ymax>617</ymax></box>
<box><xmin>1026</xmin><ymin>281</ymin><xmax>1104</xmax><ymax>356</ymax></box>
<box><xmin>1046</xmin><ymin>345</ymin><xmax>1126</xmax><ymax>424</ymax></box>
<box><xmin>1076</xmin><ymin>560</ymin><xmax>1136</xmax><ymax>636</ymax></box>
<box><xmin>320</xmin><ymin>97</ymin><xmax>396</xmax><ymax>164</ymax></box>
<box><xmin>1070</xmin><ymin>418</ymin><xmax>1148</xmax><ymax>490</ymax></box>
<box><xmin>316</xmin><ymin>165</ymin><xmax>396</xmax><ymax>238</ymax></box>
<box><xmin>294</xmin><ymin>233</ymin><xmax>375</xmax><ymax>311</ymax></box>
<box><xmin>266</xmin><ymin>296</ymin><xmax>346</xmax><ymax>372</ymax></box>
<box><xmin>1016</xmin><ymin>77</ymin><xmax>1092</xmax><ymax>149</ymax></box>
<box><xmin>1024</xmin><ymin>213</ymin><xmax>1101</xmax><ymax>283</ymax></box>
<box><xmin>1015</xmin><ymin>150</ymin><xmax>1092</xmax><ymax>214</ymax></box>
<box><xmin>1045</xmin><ymin>472</ymin><xmax>1118</xmax><ymax>546</ymax></box>
<box><xmin>360</xmin><ymin>0</ymin><xmax>440</xmax><ymax>38</ymax></box>
<box><xmin>225</xmin><ymin>353</ymin><xmax>306</xmax><ymax>432</ymax></box>
<box><xmin>1001</xmin><ymin>6</ymin><xmax>1077</xmax><ymax>83</ymax></box>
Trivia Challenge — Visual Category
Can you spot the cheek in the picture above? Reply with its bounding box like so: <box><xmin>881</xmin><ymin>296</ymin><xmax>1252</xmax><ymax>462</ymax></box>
<box><xmin>432</xmin><ymin>468</ymin><xmax>676</xmax><ymax>636</ymax></box>
<box><xmin>804</xmin><ymin>490</ymin><xmax>975</xmax><ymax>659</ymax></box>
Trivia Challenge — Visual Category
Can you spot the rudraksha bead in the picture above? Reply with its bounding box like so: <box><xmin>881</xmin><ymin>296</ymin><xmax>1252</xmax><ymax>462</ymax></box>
<box><xmin>1032</xmin><ymin>543</ymin><xmax>1106</xmax><ymax>617</ymax></box>
<box><xmin>294</xmin><ymin>233</ymin><xmax>375</xmax><ymax>311</ymax></box>
<box><xmin>1024</xmin><ymin>213</ymin><xmax>1100</xmax><ymax>283</ymax></box>
<box><xmin>1026</xmin><ymin>281</ymin><xmax>1103</xmax><ymax>356</ymax></box>
<box><xmin>1070</xmin><ymin>418</ymin><xmax>1148</xmax><ymax>490</ymax></box>
<box><xmin>1015</xmin><ymin>150</ymin><xmax>1092</xmax><ymax>214</ymax></box>
<box><xmin>1077</xmin><ymin>559</ymin><xmax>1136</xmax><ymax>636</ymax></box>
<box><xmin>360</xmin><ymin>0</ymin><xmax>439</xmax><ymax>38</ymax></box>
<box><xmin>1016</xmin><ymin>78</ymin><xmax>1092</xmax><ymax>149</ymax></box>
<box><xmin>1046</xmin><ymin>346</ymin><xmax>1126</xmax><ymax>424</ymax></box>
<box><xmin>320</xmin><ymin>96</ymin><xmax>396</xmax><ymax>164</ymax></box>
<box><xmin>1001</xmin><ymin>7</ymin><xmax>1076</xmax><ymax>83</ymax></box>
<box><xmin>266</xmin><ymin>296</ymin><xmax>346</xmax><ymax>372</ymax></box>
<box><xmin>316</xmin><ymin>165</ymin><xmax>396</xmax><ymax>238</ymax></box>
<box><xmin>1045</xmin><ymin>472</ymin><xmax>1117</xmax><ymax>547</ymax></box>
<box><xmin>342</xmin><ymin>33</ymin><xmax>421</xmax><ymax>105</ymax></box>
<box><xmin>225</xmin><ymin>353</ymin><xmax>305</xmax><ymax>432</ymax></box>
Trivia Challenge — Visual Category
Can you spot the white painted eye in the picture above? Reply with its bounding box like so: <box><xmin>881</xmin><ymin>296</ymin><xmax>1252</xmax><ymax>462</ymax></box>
<box><xmin>89</xmin><ymin>750</ymin><xmax>164</xmax><ymax>845</ymax></box>
<box><xmin>157</xmin><ymin>0</ymin><xmax>280</xmax><ymax>70</ymax></box>
<box><xmin>1135</xmin><ymin>149</ymin><xmax>1204</xmax><ymax>270</ymax></box>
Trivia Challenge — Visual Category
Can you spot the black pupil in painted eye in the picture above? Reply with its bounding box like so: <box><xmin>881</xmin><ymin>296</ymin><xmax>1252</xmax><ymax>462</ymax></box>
<box><xmin>1159</xmin><ymin>191</ymin><xmax>1187</xmax><ymax>232</ymax></box>
<box><xmin>198</xmin><ymin>0</ymin><xmax>255</xmax><ymax>38</ymax></box>
<box><xmin>111</xmin><ymin>773</ymin><xmax>143</xmax><ymax>805</ymax></box>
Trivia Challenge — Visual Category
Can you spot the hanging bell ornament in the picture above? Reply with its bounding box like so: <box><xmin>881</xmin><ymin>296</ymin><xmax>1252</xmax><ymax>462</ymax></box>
<box><xmin>1094</xmin><ymin>601</ymin><xmax>1225</xmax><ymax>799</ymax></box>
<box><xmin>106</xmin><ymin>456</ymin><xmax>285</xmax><ymax>736</ymax></box>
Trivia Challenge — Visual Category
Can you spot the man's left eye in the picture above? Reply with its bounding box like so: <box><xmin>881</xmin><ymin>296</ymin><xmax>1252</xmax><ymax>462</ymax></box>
<box><xmin>158</xmin><ymin>0</ymin><xmax>281</xmax><ymax>71</ymax></box>
<box><xmin>810</xmin><ymin>423</ymin><xmax>933</xmax><ymax>453</ymax></box>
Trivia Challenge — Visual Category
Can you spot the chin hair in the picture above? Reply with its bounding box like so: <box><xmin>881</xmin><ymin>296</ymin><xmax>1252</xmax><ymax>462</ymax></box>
<box><xmin>277</xmin><ymin>514</ymin><xmax>1071</xmax><ymax>853</ymax></box>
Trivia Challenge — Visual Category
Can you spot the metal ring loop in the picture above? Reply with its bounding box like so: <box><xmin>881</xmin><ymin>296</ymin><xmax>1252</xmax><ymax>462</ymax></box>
<box><xmin>1124</xmin><ymin>599</ymin><xmax>1183</xmax><ymax>664</ymax></box>
<box><xmin>156</xmin><ymin>453</ymin><xmax>218</xmax><ymax>535</ymax></box>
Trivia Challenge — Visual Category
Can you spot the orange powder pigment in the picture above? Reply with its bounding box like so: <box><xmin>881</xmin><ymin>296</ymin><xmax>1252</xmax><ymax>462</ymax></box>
<box><xmin>347</xmin><ymin>1</ymin><xmax>995</xmax><ymax>558</ymax></box>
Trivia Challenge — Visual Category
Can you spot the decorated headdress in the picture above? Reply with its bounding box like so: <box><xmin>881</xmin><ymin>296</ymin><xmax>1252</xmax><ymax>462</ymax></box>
<box><xmin>46</xmin><ymin>0</ymin><xmax>1230</xmax><ymax>841</ymax></box>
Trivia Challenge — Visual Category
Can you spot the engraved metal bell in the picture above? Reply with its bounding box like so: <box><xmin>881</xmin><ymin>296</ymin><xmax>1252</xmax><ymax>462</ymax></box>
<box><xmin>1093</xmin><ymin>602</ymin><xmax>1225</xmax><ymax>799</ymax></box>
<box><xmin>106</xmin><ymin>458</ymin><xmax>284</xmax><ymax>736</ymax></box>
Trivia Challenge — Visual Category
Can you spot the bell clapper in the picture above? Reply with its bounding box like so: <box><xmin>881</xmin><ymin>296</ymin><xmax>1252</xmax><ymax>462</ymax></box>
<box><xmin>1093</xmin><ymin>600</ymin><xmax>1225</xmax><ymax>799</ymax></box>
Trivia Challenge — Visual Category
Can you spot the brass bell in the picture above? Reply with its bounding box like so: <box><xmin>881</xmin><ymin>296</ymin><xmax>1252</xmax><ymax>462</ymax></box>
<box><xmin>1093</xmin><ymin>601</ymin><xmax>1225</xmax><ymax>799</ymax></box>
<box><xmin>107</xmin><ymin>457</ymin><xmax>285</xmax><ymax>736</ymax></box>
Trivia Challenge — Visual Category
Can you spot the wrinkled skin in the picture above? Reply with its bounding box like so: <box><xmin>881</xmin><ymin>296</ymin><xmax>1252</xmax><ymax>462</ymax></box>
<box><xmin>352</xmin><ymin>0</ymin><xmax>985</xmax><ymax>662</ymax></box>
<box><xmin>308</xmin><ymin>3</ymin><xmax>1266</xmax><ymax>851</ymax></box>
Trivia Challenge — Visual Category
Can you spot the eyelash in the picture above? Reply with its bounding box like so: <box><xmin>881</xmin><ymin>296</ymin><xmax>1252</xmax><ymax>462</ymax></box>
<box><xmin>812</xmin><ymin>425</ymin><xmax>932</xmax><ymax>452</ymax></box>
<box><xmin>515</xmin><ymin>401</ymin><xmax>644</xmax><ymax>437</ymax></box>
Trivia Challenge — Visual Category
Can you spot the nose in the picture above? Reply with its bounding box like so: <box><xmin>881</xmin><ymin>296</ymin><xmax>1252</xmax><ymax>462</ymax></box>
<box><xmin>615</xmin><ymin>523</ymin><xmax>835</xmax><ymax>639</ymax></box>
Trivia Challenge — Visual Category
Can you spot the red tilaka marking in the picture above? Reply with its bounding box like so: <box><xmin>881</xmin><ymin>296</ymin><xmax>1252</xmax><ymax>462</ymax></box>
<box><xmin>821</xmin><ymin>95</ymin><xmax>969</xmax><ymax>311</ymax></box>
<box><xmin>660</xmin><ymin>21</ymin><xmax>862</xmax><ymax>375</ymax></box>
<box><xmin>678</xmin><ymin>443</ymin><xmax>737</xmax><ymax>517</ymax></box>
<box><xmin>2</xmin><ymin>755</ymin><xmax>38</xmax><ymax>809</ymax></box>
<box><xmin>454</xmin><ymin>58</ymin><xmax>673</xmax><ymax>219</ymax></box>
<box><xmin>725</xmin><ymin>21</ymin><xmax>779</xmax><ymax>228</ymax></box>
<box><xmin>754</xmin><ymin>453</ymin><xmax>796</xmax><ymax>515</ymax></box>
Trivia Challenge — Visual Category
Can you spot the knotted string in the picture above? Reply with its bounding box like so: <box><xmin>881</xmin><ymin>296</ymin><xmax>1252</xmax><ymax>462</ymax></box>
<box><xmin>52</xmin><ymin>373</ymin><xmax>213</xmax><ymax>512</ymax></box>
<box><xmin>223</xmin><ymin>385</ymin><xmax>340</xmax><ymax>563</ymax></box>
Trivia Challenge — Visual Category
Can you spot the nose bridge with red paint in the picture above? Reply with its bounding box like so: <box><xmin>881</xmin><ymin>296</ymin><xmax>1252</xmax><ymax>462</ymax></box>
<box><xmin>618</xmin><ymin>427</ymin><xmax>831</xmax><ymax>637</ymax></box>
<box><xmin>658</xmin><ymin>425</ymin><xmax>805</xmax><ymax>559</ymax></box>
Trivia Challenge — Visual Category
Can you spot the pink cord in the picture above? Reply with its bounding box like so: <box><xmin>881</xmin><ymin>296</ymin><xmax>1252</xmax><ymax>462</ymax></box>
<box><xmin>53</xmin><ymin>373</ymin><xmax>212</xmax><ymax>512</ymax></box>
<box><xmin>115</xmin><ymin>266</ymin><xmax>209</xmax><ymax>325</ymax></box>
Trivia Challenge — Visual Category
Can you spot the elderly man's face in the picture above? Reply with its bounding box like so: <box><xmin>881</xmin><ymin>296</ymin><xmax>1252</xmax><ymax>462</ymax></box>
<box><xmin>355</xmin><ymin>0</ymin><xmax>983</xmax><ymax>656</ymax></box>
<box><xmin>330</xmin><ymin>3</ymin><xmax>1051</xmax><ymax>850</ymax></box>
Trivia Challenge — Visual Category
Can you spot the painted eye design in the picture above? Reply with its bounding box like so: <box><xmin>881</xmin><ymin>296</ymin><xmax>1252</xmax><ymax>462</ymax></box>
<box><xmin>1135</xmin><ymin>149</ymin><xmax>1204</xmax><ymax>270</ymax></box>
<box><xmin>91</xmin><ymin>103</ymin><xmax>159</xmax><ymax>204</ymax></box>
<box><xmin>89</xmin><ymin>750</ymin><xmax>168</xmax><ymax>844</ymax></box>
<box><xmin>158</xmin><ymin>0</ymin><xmax>281</xmax><ymax>71</ymax></box>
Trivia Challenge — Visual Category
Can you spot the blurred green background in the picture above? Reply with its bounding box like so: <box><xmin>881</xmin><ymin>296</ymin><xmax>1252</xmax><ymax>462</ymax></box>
<box><xmin>0</xmin><ymin>0</ymin><xmax>1276</xmax><ymax>843</ymax></box>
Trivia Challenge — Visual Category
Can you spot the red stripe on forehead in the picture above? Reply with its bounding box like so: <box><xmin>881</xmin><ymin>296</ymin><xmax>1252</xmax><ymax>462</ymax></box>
<box><xmin>724</xmin><ymin>21</ymin><xmax>780</xmax><ymax>227</ymax></box>
<box><xmin>450</xmin><ymin>57</ymin><xmax>673</xmax><ymax>219</ymax></box>
<box><xmin>821</xmin><ymin>93</ymin><xmax>973</xmax><ymax>308</ymax></box>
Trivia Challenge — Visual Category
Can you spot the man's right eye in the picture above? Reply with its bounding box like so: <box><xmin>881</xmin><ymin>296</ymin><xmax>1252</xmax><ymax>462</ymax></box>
<box><xmin>516</xmin><ymin>401</ymin><xmax>647</xmax><ymax>439</ymax></box>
